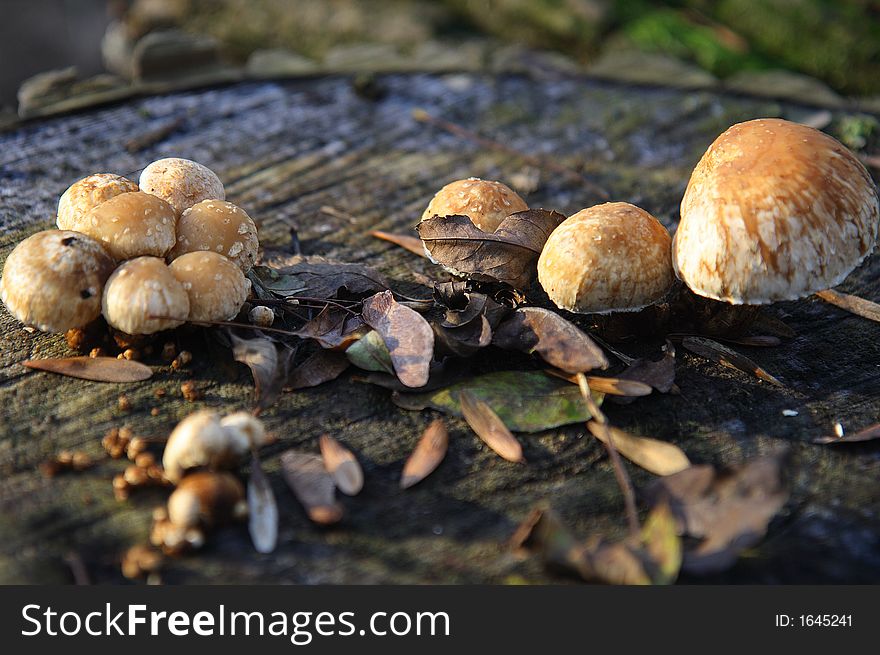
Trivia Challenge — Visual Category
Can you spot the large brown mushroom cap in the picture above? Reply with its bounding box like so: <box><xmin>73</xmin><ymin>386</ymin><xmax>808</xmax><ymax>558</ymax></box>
<box><xmin>169</xmin><ymin>200</ymin><xmax>259</xmax><ymax>272</ymax></box>
<box><xmin>422</xmin><ymin>178</ymin><xmax>528</xmax><ymax>232</ymax></box>
<box><xmin>57</xmin><ymin>173</ymin><xmax>139</xmax><ymax>230</ymax></box>
<box><xmin>1</xmin><ymin>230</ymin><xmax>115</xmax><ymax>332</ymax></box>
<box><xmin>75</xmin><ymin>191</ymin><xmax>177</xmax><ymax>261</ymax></box>
<box><xmin>169</xmin><ymin>251</ymin><xmax>250</xmax><ymax>321</ymax></box>
<box><xmin>102</xmin><ymin>256</ymin><xmax>189</xmax><ymax>334</ymax></box>
<box><xmin>674</xmin><ymin>118</ymin><xmax>880</xmax><ymax>304</ymax></box>
<box><xmin>537</xmin><ymin>202</ymin><xmax>674</xmax><ymax>314</ymax></box>
<box><xmin>139</xmin><ymin>158</ymin><xmax>225</xmax><ymax>216</ymax></box>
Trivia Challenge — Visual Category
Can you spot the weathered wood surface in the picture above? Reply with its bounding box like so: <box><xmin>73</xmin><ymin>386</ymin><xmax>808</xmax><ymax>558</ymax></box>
<box><xmin>1</xmin><ymin>74</ymin><xmax>879</xmax><ymax>584</ymax></box>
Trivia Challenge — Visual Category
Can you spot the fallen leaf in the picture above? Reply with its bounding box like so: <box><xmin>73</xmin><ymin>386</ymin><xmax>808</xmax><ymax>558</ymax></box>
<box><xmin>751</xmin><ymin>311</ymin><xmax>796</xmax><ymax>338</ymax></box>
<box><xmin>586</xmin><ymin>422</ymin><xmax>690</xmax><ymax>476</ymax></box>
<box><xmin>441</xmin><ymin>292</ymin><xmax>507</xmax><ymax>329</ymax></box>
<box><xmin>417</xmin><ymin>209</ymin><xmax>566</xmax><ymax>289</ymax></box>
<box><xmin>361</xmin><ymin>291</ymin><xmax>434</xmax><ymax>388</ymax></box>
<box><xmin>640</xmin><ymin>501</ymin><xmax>682</xmax><ymax>584</ymax></box>
<box><xmin>432</xmin><ymin>280</ymin><xmax>472</xmax><ymax>307</ymax></box>
<box><xmin>22</xmin><ymin>357</ymin><xmax>152</xmax><ymax>382</ymax></box>
<box><xmin>345</xmin><ymin>330</ymin><xmax>395</xmax><ymax>375</ymax></box>
<box><xmin>286</xmin><ymin>350</ymin><xmax>350</xmax><ymax>390</ymax></box>
<box><xmin>645</xmin><ymin>454</ymin><xmax>789</xmax><ymax>574</ymax></box>
<box><xmin>813</xmin><ymin>422</ymin><xmax>880</xmax><ymax>444</ymax></box>
<box><xmin>293</xmin><ymin>306</ymin><xmax>367</xmax><ymax>350</ymax></box>
<box><xmin>493</xmin><ymin>307</ymin><xmax>608</xmax><ymax>373</ymax></box>
<box><xmin>433</xmin><ymin>316</ymin><xmax>493</xmax><ymax>357</ymax></box>
<box><xmin>815</xmin><ymin>288</ymin><xmax>880</xmax><ymax>323</ymax></box>
<box><xmin>393</xmin><ymin>370</ymin><xmax>602</xmax><ymax>432</ymax></box>
<box><xmin>370</xmin><ymin>230</ymin><xmax>427</xmax><ymax>258</ymax></box>
<box><xmin>400</xmin><ymin>418</ymin><xmax>449</xmax><ymax>489</ymax></box>
<box><xmin>251</xmin><ymin>257</ymin><xmax>388</xmax><ymax>299</ymax></box>
<box><xmin>229</xmin><ymin>333</ymin><xmax>297</xmax><ymax>411</ymax></box>
<box><xmin>319</xmin><ymin>435</ymin><xmax>363</xmax><ymax>496</ymax></box>
<box><xmin>681</xmin><ymin>336</ymin><xmax>783</xmax><ymax>387</ymax></box>
<box><xmin>544</xmin><ymin>369</ymin><xmax>652</xmax><ymax>397</ymax></box>
<box><xmin>352</xmin><ymin>359</ymin><xmax>466</xmax><ymax>393</ymax></box>
<box><xmin>618</xmin><ymin>342</ymin><xmax>676</xmax><ymax>393</ymax></box>
<box><xmin>247</xmin><ymin>454</ymin><xmax>278</xmax><ymax>554</ymax></box>
<box><xmin>459</xmin><ymin>390</ymin><xmax>524</xmax><ymax>463</ymax></box>
<box><xmin>280</xmin><ymin>450</ymin><xmax>343</xmax><ymax>525</ymax></box>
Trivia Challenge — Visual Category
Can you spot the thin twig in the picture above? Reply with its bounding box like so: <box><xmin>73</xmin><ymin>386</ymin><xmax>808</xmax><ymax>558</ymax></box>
<box><xmin>149</xmin><ymin>315</ymin><xmax>304</xmax><ymax>337</ymax></box>
<box><xmin>412</xmin><ymin>108</ymin><xmax>610</xmax><ymax>200</ymax></box>
<box><xmin>575</xmin><ymin>373</ymin><xmax>640</xmax><ymax>539</ymax></box>
<box><xmin>815</xmin><ymin>288</ymin><xmax>880</xmax><ymax>323</ymax></box>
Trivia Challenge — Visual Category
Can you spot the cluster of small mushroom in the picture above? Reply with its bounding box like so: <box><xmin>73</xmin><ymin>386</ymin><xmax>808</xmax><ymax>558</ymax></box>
<box><xmin>1</xmin><ymin>158</ymin><xmax>259</xmax><ymax>339</ymax></box>
<box><xmin>424</xmin><ymin>118</ymin><xmax>879</xmax><ymax>316</ymax></box>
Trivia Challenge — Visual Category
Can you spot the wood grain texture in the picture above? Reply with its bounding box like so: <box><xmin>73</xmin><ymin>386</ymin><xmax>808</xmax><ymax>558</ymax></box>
<box><xmin>1</xmin><ymin>74</ymin><xmax>879</xmax><ymax>584</ymax></box>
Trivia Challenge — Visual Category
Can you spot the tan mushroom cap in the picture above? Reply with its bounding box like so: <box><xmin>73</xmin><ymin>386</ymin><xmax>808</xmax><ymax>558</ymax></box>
<box><xmin>169</xmin><ymin>251</ymin><xmax>250</xmax><ymax>322</ymax></box>
<box><xmin>139</xmin><ymin>158</ymin><xmax>225</xmax><ymax>216</ymax></box>
<box><xmin>537</xmin><ymin>202</ymin><xmax>674</xmax><ymax>314</ymax></box>
<box><xmin>74</xmin><ymin>191</ymin><xmax>177</xmax><ymax>261</ymax></box>
<box><xmin>422</xmin><ymin>177</ymin><xmax>528</xmax><ymax>232</ymax></box>
<box><xmin>57</xmin><ymin>173</ymin><xmax>139</xmax><ymax>230</ymax></box>
<box><xmin>1</xmin><ymin>230</ymin><xmax>115</xmax><ymax>332</ymax></box>
<box><xmin>102</xmin><ymin>256</ymin><xmax>190</xmax><ymax>334</ymax></box>
<box><xmin>169</xmin><ymin>200</ymin><xmax>259</xmax><ymax>272</ymax></box>
<box><xmin>674</xmin><ymin>118</ymin><xmax>880</xmax><ymax>304</ymax></box>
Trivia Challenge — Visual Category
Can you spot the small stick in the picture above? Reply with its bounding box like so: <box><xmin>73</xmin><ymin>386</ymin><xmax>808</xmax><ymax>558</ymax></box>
<box><xmin>815</xmin><ymin>288</ymin><xmax>880</xmax><ymax>323</ymax></box>
<box><xmin>412</xmin><ymin>108</ymin><xmax>610</xmax><ymax>200</ymax></box>
<box><xmin>575</xmin><ymin>373</ymin><xmax>640</xmax><ymax>539</ymax></box>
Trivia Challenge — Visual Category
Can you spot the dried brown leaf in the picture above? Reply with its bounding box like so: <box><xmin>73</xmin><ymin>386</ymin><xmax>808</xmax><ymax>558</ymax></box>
<box><xmin>361</xmin><ymin>291</ymin><xmax>434</xmax><ymax>388</ymax></box>
<box><xmin>229</xmin><ymin>333</ymin><xmax>297</xmax><ymax>411</ymax></box>
<box><xmin>22</xmin><ymin>357</ymin><xmax>153</xmax><ymax>382</ymax></box>
<box><xmin>545</xmin><ymin>369</ymin><xmax>652</xmax><ymax>397</ymax></box>
<box><xmin>286</xmin><ymin>350</ymin><xmax>349</xmax><ymax>390</ymax></box>
<box><xmin>293</xmin><ymin>306</ymin><xmax>367</xmax><ymax>350</ymax></box>
<box><xmin>370</xmin><ymin>230</ymin><xmax>427</xmax><ymax>258</ymax></box>
<box><xmin>417</xmin><ymin>209</ymin><xmax>566</xmax><ymax>289</ymax></box>
<box><xmin>815</xmin><ymin>288</ymin><xmax>880</xmax><ymax>323</ymax></box>
<box><xmin>682</xmin><ymin>336</ymin><xmax>783</xmax><ymax>387</ymax></box>
<box><xmin>400</xmin><ymin>418</ymin><xmax>449</xmax><ymax>489</ymax></box>
<box><xmin>319</xmin><ymin>435</ymin><xmax>363</xmax><ymax>496</ymax></box>
<box><xmin>433</xmin><ymin>316</ymin><xmax>493</xmax><ymax>357</ymax></box>
<box><xmin>813</xmin><ymin>422</ymin><xmax>880</xmax><ymax>444</ymax></box>
<box><xmin>251</xmin><ymin>257</ymin><xmax>388</xmax><ymax>299</ymax></box>
<box><xmin>441</xmin><ymin>292</ymin><xmax>507</xmax><ymax>329</ymax></box>
<box><xmin>247</xmin><ymin>454</ymin><xmax>278</xmax><ymax>554</ymax></box>
<box><xmin>493</xmin><ymin>307</ymin><xmax>609</xmax><ymax>373</ymax></box>
<box><xmin>459</xmin><ymin>390</ymin><xmax>524</xmax><ymax>463</ymax></box>
<box><xmin>586</xmin><ymin>422</ymin><xmax>690</xmax><ymax>476</ymax></box>
<box><xmin>280</xmin><ymin>450</ymin><xmax>343</xmax><ymax>525</ymax></box>
<box><xmin>618</xmin><ymin>342</ymin><xmax>676</xmax><ymax>393</ymax></box>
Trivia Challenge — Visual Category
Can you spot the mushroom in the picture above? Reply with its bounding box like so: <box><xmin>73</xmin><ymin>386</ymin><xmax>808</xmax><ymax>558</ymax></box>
<box><xmin>166</xmin><ymin>471</ymin><xmax>247</xmax><ymax>531</ymax></box>
<box><xmin>169</xmin><ymin>199</ymin><xmax>259</xmax><ymax>272</ymax></box>
<box><xmin>169</xmin><ymin>251</ymin><xmax>250</xmax><ymax>322</ymax></box>
<box><xmin>57</xmin><ymin>173</ymin><xmax>139</xmax><ymax>230</ymax></box>
<box><xmin>73</xmin><ymin>191</ymin><xmax>177</xmax><ymax>261</ymax></box>
<box><xmin>139</xmin><ymin>157</ymin><xmax>225</xmax><ymax>216</ymax></box>
<box><xmin>101</xmin><ymin>256</ymin><xmax>190</xmax><ymax>335</ymax></box>
<box><xmin>422</xmin><ymin>177</ymin><xmax>528</xmax><ymax>232</ymax></box>
<box><xmin>674</xmin><ymin>118</ymin><xmax>879</xmax><ymax>305</ymax></box>
<box><xmin>1</xmin><ymin>230</ymin><xmax>115</xmax><ymax>332</ymax></box>
<box><xmin>538</xmin><ymin>202</ymin><xmax>675</xmax><ymax>314</ymax></box>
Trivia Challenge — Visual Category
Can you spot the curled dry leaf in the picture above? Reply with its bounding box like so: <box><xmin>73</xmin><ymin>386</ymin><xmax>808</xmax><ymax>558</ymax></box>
<box><xmin>361</xmin><ymin>291</ymin><xmax>434</xmax><ymax>388</ymax></box>
<box><xmin>393</xmin><ymin>370</ymin><xmax>602</xmax><ymax>432</ymax></box>
<box><xmin>229</xmin><ymin>333</ymin><xmax>297</xmax><ymax>411</ymax></box>
<box><xmin>459</xmin><ymin>390</ymin><xmax>524</xmax><ymax>463</ymax></box>
<box><xmin>586</xmin><ymin>422</ymin><xmax>690</xmax><ymax>476</ymax></box>
<box><xmin>618</xmin><ymin>341</ymin><xmax>676</xmax><ymax>393</ymax></box>
<box><xmin>286</xmin><ymin>349</ymin><xmax>349</xmax><ymax>390</ymax></box>
<box><xmin>319</xmin><ymin>435</ymin><xmax>363</xmax><ymax>496</ymax></box>
<box><xmin>293</xmin><ymin>306</ymin><xmax>367</xmax><ymax>350</ymax></box>
<box><xmin>441</xmin><ymin>292</ymin><xmax>507</xmax><ymax>329</ymax></box>
<box><xmin>417</xmin><ymin>209</ymin><xmax>567</xmax><ymax>289</ymax></box>
<box><xmin>813</xmin><ymin>422</ymin><xmax>880</xmax><ymax>444</ymax></box>
<box><xmin>370</xmin><ymin>230</ymin><xmax>427</xmax><ymax>258</ymax></box>
<box><xmin>247</xmin><ymin>454</ymin><xmax>278</xmax><ymax>554</ymax></box>
<box><xmin>251</xmin><ymin>257</ymin><xmax>388</xmax><ymax>299</ymax></box>
<box><xmin>645</xmin><ymin>454</ymin><xmax>789</xmax><ymax>574</ymax></box>
<box><xmin>345</xmin><ymin>330</ymin><xmax>394</xmax><ymax>375</ymax></box>
<box><xmin>493</xmin><ymin>307</ymin><xmax>608</xmax><ymax>373</ymax></box>
<box><xmin>681</xmin><ymin>336</ymin><xmax>783</xmax><ymax>387</ymax></box>
<box><xmin>815</xmin><ymin>288</ymin><xmax>880</xmax><ymax>323</ymax></box>
<box><xmin>22</xmin><ymin>357</ymin><xmax>152</xmax><ymax>383</ymax></box>
<box><xmin>433</xmin><ymin>316</ymin><xmax>492</xmax><ymax>358</ymax></box>
<box><xmin>400</xmin><ymin>418</ymin><xmax>449</xmax><ymax>489</ymax></box>
<box><xmin>280</xmin><ymin>450</ymin><xmax>343</xmax><ymax>525</ymax></box>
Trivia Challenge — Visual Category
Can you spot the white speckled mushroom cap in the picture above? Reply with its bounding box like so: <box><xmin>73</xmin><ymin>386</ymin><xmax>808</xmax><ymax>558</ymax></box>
<box><xmin>421</xmin><ymin>177</ymin><xmax>528</xmax><ymax>232</ymax></box>
<box><xmin>169</xmin><ymin>200</ymin><xmax>259</xmax><ymax>272</ymax></box>
<box><xmin>139</xmin><ymin>158</ymin><xmax>225</xmax><ymax>216</ymax></box>
<box><xmin>169</xmin><ymin>251</ymin><xmax>250</xmax><ymax>322</ymax></box>
<box><xmin>674</xmin><ymin>118</ymin><xmax>880</xmax><ymax>304</ymax></box>
<box><xmin>75</xmin><ymin>191</ymin><xmax>177</xmax><ymax>261</ymax></box>
<box><xmin>57</xmin><ymin>173</ymin><xmax>139</xmax><ymax>230</ymax></box>
<box><xmin>1</xmin><ymin>230</ymin><xmax>115</xmax><ymax>332</ymax></box>
<box><xmin>537</xmin><ymin>202</ymin><xmax>674</xmax><ymax>314</ymax></box>
<box><xmin>102</xmin><ymin>256</ymin><xmax>189</xmax><ymax>335</ymax></box>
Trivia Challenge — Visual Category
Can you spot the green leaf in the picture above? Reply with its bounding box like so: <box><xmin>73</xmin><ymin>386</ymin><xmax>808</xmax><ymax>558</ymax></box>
<box><xmin>392</xmin><ymin>371</ymin><xmax>602</xmax><ymax>432</ymax></box>
<box><xmin>345</xmin><ymin>330</ymin><xmax>394</xmax><ymax>375</ymax></box>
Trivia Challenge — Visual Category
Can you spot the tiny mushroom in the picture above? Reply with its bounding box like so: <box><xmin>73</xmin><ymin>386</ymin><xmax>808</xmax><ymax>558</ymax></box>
<box><xmin>166</xmin><ymin>471</ymin><xmax>248</xmax><ymax>531</ymax></box>
<box><xmin>422</xmin><ymin>177</ymin><xmax>528</xmax><ymax>232</ymax></box>
<box><xmin>674</xmin><ymin>118</ymin><xmax>880</xmax><ymax>304</ymax></box>
<box><xmin>139</xmin><ymin>157</ymin><xmax>225</xmax><ymax>216</ymax></box>
<box><xmin>1</xmin><ymin>230</ymin><xmax>115</xmax><ymax>332</ymax></box>
<box><xmin>169</xmin><ymin>200</ymin><xmax>259</xmax><ymax>272</ymax></box>
<box><xmin>57</xmin><ymin>173</ymin><xmax>139</xmax><ymax>230</ymax></box>
<box><xmin>102</xmin><ymin>256</ymin><xmax>190</xmax><ymax>335</ymax></box>
<box><xmin>73</xmin><ymin>191</ymin><xmax>177</xmax><ymax>261</ymax></box>
<box><xmin>538</xmin><ymin>202</ymin><xmax>674</xmax><ymax>314</ymax></box>
<box><xmin>169</xmin><ymin>251</ymin><xmax>250</xmax><ymax>322</ymax></box>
